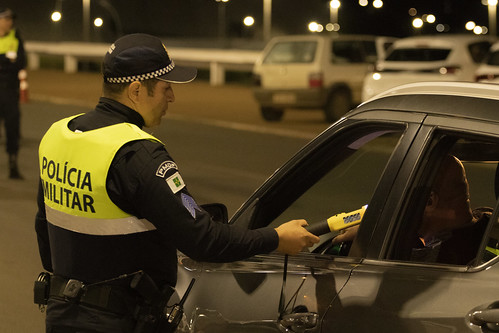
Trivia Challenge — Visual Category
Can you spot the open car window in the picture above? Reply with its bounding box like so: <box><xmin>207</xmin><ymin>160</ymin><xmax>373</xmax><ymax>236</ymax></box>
<box><xmin>391</xmin><ymin>132</ymin><xmax>499</xmax><ymax>267</ymax></box>
<box><xmin>245</xmin><ymin>123</ymin><xmax>407</xmax><ymax>253</ymax></box>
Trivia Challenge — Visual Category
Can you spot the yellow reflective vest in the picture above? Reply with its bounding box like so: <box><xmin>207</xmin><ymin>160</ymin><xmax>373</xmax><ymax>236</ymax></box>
<box><xmin>0</xmin><ymin>28</ymin><xmax>19</xmax><ymax>56</ymax></box>
<box><xmin>39</xmin><ymin>115</ymin><xmax>162</xmax><ymax>235</ymax></box>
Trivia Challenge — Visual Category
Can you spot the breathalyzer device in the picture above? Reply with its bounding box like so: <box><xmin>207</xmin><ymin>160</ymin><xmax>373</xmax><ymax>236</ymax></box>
<box><xmin>307</xmin><ymin>205</ymin><xmax>368</xmax><ymax>236</ymax></box>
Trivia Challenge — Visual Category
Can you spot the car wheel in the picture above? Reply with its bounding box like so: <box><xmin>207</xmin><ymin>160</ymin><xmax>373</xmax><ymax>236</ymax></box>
<box><xmin>324</xmin><ymin>89</ymin><xmax>351</xmax><ymax>123</ymax></box>
<box><xmin>261</xmin><ymin>107</ymin><xmax>284</xmax><ymax>122</ymax></box>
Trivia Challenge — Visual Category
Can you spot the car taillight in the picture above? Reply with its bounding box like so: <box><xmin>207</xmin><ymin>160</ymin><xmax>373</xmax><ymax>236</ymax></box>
<box><xmin>309</xmin><ymin>72</ymin><xmax>323</xmax><ymax>88</ymax></box>
<box><xmin>475</xmin><ymin>74</ymin><xmax>499</xmax><ymax>82</ymax></box>
<box><xmin>438</xmin><ymin>66</ymin><xmax>460</xmax><ymax>74</ymax></box>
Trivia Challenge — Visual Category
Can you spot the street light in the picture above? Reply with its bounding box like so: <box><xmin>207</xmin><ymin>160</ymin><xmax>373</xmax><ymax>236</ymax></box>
<box><xmin>330</xmin><ymin>0</ymin><xmax>340</xmax><ymax>26</ymax></box>
<box><xmin>51</xmin><ymin>11</ymin><xmax>62</xmax><ymax>22</ymax></box>
<box><xmin>94</xmin><ymin>17</ymin><xmax>103</xmax><ymax>28</ymax></box>
<box><xmin>372</xmin><ymin>0</ymin><xmax>383</xmax><ymax>9</ymax></box>
<box><xmin>412</xmin><ymin>18</ymin><xmax>423</xmax><ymax>29</ymax></box>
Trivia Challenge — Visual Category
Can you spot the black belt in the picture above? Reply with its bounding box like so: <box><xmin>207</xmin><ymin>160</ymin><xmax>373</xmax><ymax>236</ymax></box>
<box><xmin>49</xmin><ymin>275</ymin><xmax>138</xmax><ymax>315</ymax></box>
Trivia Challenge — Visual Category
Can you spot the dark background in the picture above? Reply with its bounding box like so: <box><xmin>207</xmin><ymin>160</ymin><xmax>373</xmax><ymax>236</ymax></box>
<box><xmin>4</xmin><ymin>0</ymin><xmax>493</xmax><ymax>43</ymax></box>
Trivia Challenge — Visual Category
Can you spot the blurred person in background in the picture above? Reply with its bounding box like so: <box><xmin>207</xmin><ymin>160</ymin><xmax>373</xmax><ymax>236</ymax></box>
<box><xmin>0</xmin><ymin>7</ymin><xmax>26</xmax><ymax>179</ymax></box>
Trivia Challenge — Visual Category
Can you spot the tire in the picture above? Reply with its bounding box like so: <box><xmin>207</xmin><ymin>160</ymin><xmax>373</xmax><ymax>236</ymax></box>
<box><xmin>261</xmin><ymin>107</ymin><xmax>284</xmax><ymax>122</ymax></box>
<box><xmin>324</xmin><ymin>89</ymin><xmax>351</xmax><ymax>123</ymax></box>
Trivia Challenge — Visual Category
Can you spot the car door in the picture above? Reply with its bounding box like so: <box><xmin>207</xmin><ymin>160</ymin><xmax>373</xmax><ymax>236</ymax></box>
<box><xmin>327</xmin><ymin>115</ymin><xmax>499</xmax><ymax>332</ymax></box>
<box><xmin>177</xmin><ymin>111</ymin><xmax>425</xmax><ymax>332</ymax></box>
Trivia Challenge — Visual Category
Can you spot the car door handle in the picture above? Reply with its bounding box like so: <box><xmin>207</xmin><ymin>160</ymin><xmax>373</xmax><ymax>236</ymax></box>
<box><xmin>471</xmin><ymin>308</ymin><xmax>499</xmax><ymax>326</ymax></box>
<box><xmin>279</xmin><ymin>312</ymin><xmax>318</xmax><ymax>332</ymax></box>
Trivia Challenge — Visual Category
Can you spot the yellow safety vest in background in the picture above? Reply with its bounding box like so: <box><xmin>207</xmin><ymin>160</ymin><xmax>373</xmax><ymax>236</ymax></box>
<box><xmin>39</xmin><ymin>115</ymin><xmax>162</xmax><ymax>235</ymax></box>
<box><xmin>0</xmin><ymin>29</ymin><xmax>19</xmax><ymax>55</ymax></box>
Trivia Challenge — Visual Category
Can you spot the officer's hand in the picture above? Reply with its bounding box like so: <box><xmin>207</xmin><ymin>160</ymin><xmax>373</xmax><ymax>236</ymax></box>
<box><xmin>275</xmin><ymin>219</ymin><xmax>320</xmax><ymax>255</ymax></box>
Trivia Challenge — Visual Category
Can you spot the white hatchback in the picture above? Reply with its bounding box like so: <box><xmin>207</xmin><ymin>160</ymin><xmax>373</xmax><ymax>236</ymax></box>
<box><xmin>362</xmin><ymin>34</ymin><xmax>496</xmax><ymax>101</ymax></box>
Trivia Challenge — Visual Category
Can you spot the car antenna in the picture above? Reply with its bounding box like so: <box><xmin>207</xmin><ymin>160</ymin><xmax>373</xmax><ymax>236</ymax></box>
<box><xmin>278</xmin><ymin>254</ymin><xmax>288</xmax><ymax>320</ymax></box>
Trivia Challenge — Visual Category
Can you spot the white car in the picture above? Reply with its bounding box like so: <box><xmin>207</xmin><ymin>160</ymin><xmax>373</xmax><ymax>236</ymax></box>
<box><xmin>362</xmin><ymin>34</ymin><xmax>496</xmax><ymax>101</ymax></box>
<box><xmin>475</xmin><ymin>41</ymin><xmax>499</xmax><ymax>83</ymax></box>
<box><xmin>252</xmin><ymin>34</ymin><xmax>396</xmax><ymax>122</ymax></box>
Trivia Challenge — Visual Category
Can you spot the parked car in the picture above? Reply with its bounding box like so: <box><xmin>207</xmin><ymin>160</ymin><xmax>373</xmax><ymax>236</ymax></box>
<box><xmin>252</xmin><ymin>34</ymin><xmax>396</xmax><ymax>123</ymax></box>
<box><xmin>475</xmin><ymin>41</ymin><xmax>499</xmax><ymax>83</ymax></box>
<box><xmin>362</xmin><ymin>35</ymin><xmax>496</xmax><ymax>101</ymax></box>
<box><xmin>173</xmin><ymin>81</ymin><xmax>499</xmax><ymax>332</ymax></box>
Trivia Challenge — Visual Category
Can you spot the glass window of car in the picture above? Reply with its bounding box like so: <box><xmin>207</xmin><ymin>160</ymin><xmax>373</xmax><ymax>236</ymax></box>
<box><xmin>385</xmin><ymin>48</ymin><xmax>451</xmax><ymax>62</ymax></box>
<box><xmin>390</xmin><ymin>132</ymin><xmax>499</xmax><ymax>266</ymax></box>
<box><xmin>262</xmin><ymin>41</ymin><xmax>317</xmax><ymax>64</ymax></box>
<box><xmin>362</xmin><ymin>40</ymin><xmax>378</xmax><ymax>63</ymax></box>
<box><xmin>486</xmin><ymin>50</ymin><xmax>499</xmax><ymax>66</ymax></box>
<box><xmin>251</xmin><ymin>125</ymin><xmax>405</xmax><ymax>244</ymax></box>
<box><xmin>332</xmin><ymin>40</ymin><xmax>365</xmax><ymax>63</ymax></box>
<box><xmin>468</xmin><ymin>41</ymin><xmax>493</xmax><ymax>63</ymax></box>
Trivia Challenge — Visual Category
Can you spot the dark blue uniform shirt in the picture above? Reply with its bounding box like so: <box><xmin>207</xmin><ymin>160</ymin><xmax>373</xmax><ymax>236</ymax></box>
<box><xmin>35</xmin><ymin>97</ymin><xmax>278</xmax><ymax>288</ymax></box>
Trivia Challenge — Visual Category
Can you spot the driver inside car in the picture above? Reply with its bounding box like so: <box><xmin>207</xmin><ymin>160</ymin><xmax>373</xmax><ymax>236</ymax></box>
<box><xmin>332</xmin><ymin>154</ymin><xmax>493</xmax><ymax>265</ymax></box>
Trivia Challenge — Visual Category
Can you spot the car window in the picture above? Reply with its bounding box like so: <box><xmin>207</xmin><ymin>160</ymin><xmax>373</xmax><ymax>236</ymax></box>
<box><xmin>256</xmin><ymin>125</ymin><xmax>405</xmax><ymax>237</ymax></box>
<box><xmin>262</xmin><ymin>41</ymin><xmax>317</xmax><ymax>64</ymax></box>
<box><xmin>386</xmin><ymin>48</ymin><xmax>451</xmax><ymax>61</ymax></box>
<box><xmin>391</xmin><ymin>133</ymin><xmax>499</xmax><ymax>266</ymax></box>
<box><xmin>468</xmin><ymin>41</ymin><xmax>492</xmax><ymax>63</ymax></box>
<box><xmin>332</xmin><ymin>40</ymin><xmax>366</xmax><ymax>63</ymax></box>
<box><xmin>486</xmin><ymin>50</ymin><xmax>499</xmax><ymax>66</ymax></box>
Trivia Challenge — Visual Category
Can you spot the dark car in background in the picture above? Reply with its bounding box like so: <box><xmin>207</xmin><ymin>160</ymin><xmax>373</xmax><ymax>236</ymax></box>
<box><xmin>174</xmin><ymin>81</ymin><xmax>499</xmax><ymax>332</ymax></box>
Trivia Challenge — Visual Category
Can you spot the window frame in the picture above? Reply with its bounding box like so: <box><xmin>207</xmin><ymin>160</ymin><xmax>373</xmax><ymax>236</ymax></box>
<box><xmin>387</xmin><ymin>126</ymin><xmax>499</xmax><ymax>268</ymax></box>
<box><xmin>230</xmin><ymin>114</ymin><xmax>425</xmax><ymax>260</ymax></box>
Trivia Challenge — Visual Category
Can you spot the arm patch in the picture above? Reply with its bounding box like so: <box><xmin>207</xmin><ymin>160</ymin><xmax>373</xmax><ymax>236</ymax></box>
<box><xmin>156</xmin><ymin>160</ymin><xmax>178</xmax><ymax>178</ymax></box>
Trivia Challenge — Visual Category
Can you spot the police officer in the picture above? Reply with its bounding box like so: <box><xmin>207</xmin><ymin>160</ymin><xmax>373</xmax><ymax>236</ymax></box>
<box><xmin>0</xmin><ymin>8</ymin><xmax>25</xmax><ymax>179</ymax></box>
<box><xmin>35</xmin><ymin>33</ymin><xmax>319</xmax><ymax>333</ymax></box>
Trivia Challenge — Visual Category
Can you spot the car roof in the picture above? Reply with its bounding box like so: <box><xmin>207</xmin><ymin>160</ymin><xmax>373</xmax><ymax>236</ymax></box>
<box><xmin>268</xmin><ymin>33</ymin><xmax>393</xmax><ymax>42</ymax></box>
<box><xmin>391</xmin><ymin>34</ymin><xmax>496</xmax><ymax>48</ymax></box>
<box><xmin>354</xmin><ymin>81</ymin><xmax>499</xmax><ymax>123</ymax></box>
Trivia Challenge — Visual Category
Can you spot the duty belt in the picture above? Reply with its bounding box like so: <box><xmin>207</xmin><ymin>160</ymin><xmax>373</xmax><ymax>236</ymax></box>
<box><xmin>49</xmin><ymin>275</ymin><xmax>138</xmax><ymax>315</ymax></box>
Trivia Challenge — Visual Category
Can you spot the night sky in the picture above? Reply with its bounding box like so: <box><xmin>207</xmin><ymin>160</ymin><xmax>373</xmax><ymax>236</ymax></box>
<box><xmin>2</xmin><ymin>0</ymin><xmax>493</xmax><ymax>44</ymax></box>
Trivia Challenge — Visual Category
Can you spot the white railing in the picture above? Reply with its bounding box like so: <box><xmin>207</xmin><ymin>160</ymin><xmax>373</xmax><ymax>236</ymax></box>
<box><xmin>25</xmin><ymin>41</ymin><xmax>261</xmax><ymax>86</ymax></box>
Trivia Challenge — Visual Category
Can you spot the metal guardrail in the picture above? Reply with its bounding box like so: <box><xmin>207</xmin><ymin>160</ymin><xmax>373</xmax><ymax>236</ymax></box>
<box><xmin>25</xmin><ymin>41</ymin><xmax>261</xmax><ymax>86</ymax></box>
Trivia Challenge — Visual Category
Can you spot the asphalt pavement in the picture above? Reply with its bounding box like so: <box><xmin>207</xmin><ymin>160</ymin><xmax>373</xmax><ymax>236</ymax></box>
<box><xmin>0</xmin><ymin>69</ymin><xmax>329</xmax><ymax>332</ymax></box>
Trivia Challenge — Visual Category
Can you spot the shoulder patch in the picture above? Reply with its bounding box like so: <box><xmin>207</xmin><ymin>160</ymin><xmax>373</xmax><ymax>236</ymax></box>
<box><xmin>181</xmin><ymin>193</ymin><xmax>200</xmax><ymax>219</ymax></box>
<box><xmin>156</xmin><ymin>160</ymin><xmax>178</xmax><ymax>178</ymax></box>
<box><xmin>166</xmin><ymin>171</ymin><xmax>185</xmax><ymax>194</ymax></box>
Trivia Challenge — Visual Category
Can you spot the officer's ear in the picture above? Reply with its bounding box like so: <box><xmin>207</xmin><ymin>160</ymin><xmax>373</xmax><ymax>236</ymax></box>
<box><xmin>127</xmin><ymin>81</ymin><xmax>142</xmax><ymax>103</ymax></box>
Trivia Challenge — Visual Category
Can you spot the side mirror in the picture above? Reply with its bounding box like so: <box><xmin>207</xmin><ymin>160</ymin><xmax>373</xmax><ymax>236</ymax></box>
<box><xmin>201</xmin><ymin>203</ymin><xmax>229</xmax><ymax>224</ymax></box>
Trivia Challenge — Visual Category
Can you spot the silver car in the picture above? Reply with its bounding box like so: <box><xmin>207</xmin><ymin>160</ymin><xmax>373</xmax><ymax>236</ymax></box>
<box><xmin>174</xmin><ymin>81</ymin><xmax>499</xmax><ymax>333</ymax></box>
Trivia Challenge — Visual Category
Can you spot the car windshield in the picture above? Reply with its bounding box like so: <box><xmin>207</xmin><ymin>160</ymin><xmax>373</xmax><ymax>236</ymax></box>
<box><xmin>263</xmin><ymin>41</ymin><xmax>317</xmax><ymax>64</ymax></box>
<box><xmin>386</xmin><ymin>48</ymin><xmax>451</xmax><ymax>61</ymax></box>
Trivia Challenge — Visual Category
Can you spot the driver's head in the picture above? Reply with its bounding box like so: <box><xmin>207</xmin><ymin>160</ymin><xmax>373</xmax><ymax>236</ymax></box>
<box><xmin>421</xmin><ymin>155</ymin><xmax>473</xmax><ymax>236</ymax></box>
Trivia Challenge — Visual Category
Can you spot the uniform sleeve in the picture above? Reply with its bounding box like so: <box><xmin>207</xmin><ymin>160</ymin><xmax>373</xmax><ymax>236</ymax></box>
<box><xmin>34</xmin><ymin>179</ymin><xmax>53</xmax><ymax>272</ymax></box>
<box><xmin>15</xmin><ymin>30</ymin><xmax>26</xmax><ymax>70</ymax></box>
<box><xmin>107</xmin><ymin>140</ymin><xmax>279</xmax><ymax>262</ymax></box>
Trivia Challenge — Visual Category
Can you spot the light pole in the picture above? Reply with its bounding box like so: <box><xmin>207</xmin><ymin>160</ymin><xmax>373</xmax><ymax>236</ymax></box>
<box><xmin>263</xmin><ymin>0</ymin><xmax>272</xmax><ymax>42</ymax></box>
<box><xmin>83</xmin><ymin>0</ymin><xmax>90</xmax><ymax>41</ymax></box>
<box><xmin>489</xmin><ymin>0</ymin><xmax>497</xmax><ymax>36</ymax></box>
